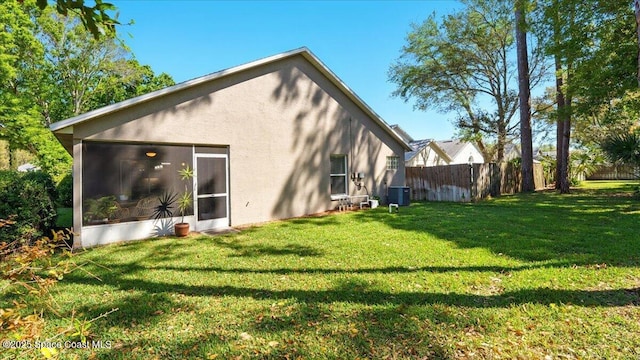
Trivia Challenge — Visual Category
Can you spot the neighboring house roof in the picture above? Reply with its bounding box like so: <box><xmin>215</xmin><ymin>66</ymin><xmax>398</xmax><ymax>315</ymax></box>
<box><xmin>17</xmin><ymin>163</ymin><xmax>39</xmax><ymax>172</ymax></box>
<box><xmin>502</xmin><ymin>144</ymin><xmax>546</xmax><ymax>163</ymax></box>
<box><xmin>50</xmin><ymin>47</ymin><xmax>411</xmax><ymax>152</ymax></box>
<box><xmin>534</xmin><ymin>147</ymin><xmax>556</xmax><ymax>160</ymax></box>
<box><xmin>503</xmin><ymin>143</ymin><xmax>521</xmax><ymax>159</ymax></box>
<box><xmin>387</xmin><ymin>124</ymin><xmax>452</xmax><ymax>164</ymax></box>
<box><xmin>436</xmin><ymin>140</ymin><xmax>467</xmax><ymax>159</ymax></box>
<box><xmin>435</xmin><ymin>139</ymin><xmax>484</xmax><ymax>163</ymax></box>
<box><xmin>405</xmin><ymin>139</ymin><xmax>433</xmax><ymax>162</ymax></box>
<box><xmin>405</xmin><ymin>138</ymin><xmax>453</xmax><ymax>164</ymax></box>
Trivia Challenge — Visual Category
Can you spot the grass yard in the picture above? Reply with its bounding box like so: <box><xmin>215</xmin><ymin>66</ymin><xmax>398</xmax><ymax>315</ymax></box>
<box><xmin>5</xmin><ymin>181</ymin><xmax>640</xmax><ymax>359</ymax></box>
<box><xmin>55</xmin><ymin>207</ymin><xmax>73</xmax><ymax>228</ymax></box>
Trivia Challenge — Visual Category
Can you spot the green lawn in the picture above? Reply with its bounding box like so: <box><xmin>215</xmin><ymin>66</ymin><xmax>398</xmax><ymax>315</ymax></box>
<box><xmin>8</xmin><ymin>181</ymin><xmax>640</xmax><ymax>359</ymax></box>
<box><xmin>56</xmin><ymin>207</ymin><xmax>73</xmax><ymax>228</ymax></box>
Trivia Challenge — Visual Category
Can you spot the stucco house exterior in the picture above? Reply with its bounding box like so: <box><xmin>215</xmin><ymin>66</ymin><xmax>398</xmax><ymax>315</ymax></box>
<box><xmin>435</xmin><ymin>140</ymin><xmax>485</xmax><ymax>165</ymax></box>
<box><xmin>50</xmin><ymin>48</ymin><xmax>410</xmax><ymax>248</ymax></box>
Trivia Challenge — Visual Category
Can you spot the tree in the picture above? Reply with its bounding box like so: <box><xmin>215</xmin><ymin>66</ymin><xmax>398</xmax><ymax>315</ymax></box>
<box><xmin>87</xmin><ymin>59</ymin><xmax>175</xmax><ymax>110</ymax></box>
<box><xmin>0</xmin><ymin>0</ymin><xmax>62</xmax><ymax>176</ymax></box>
<box><xmin>515</xmin><ymin>0</ymin><xmax>534</xmax><ymax>192</ymax></box>
<box><xmin>2</xmin><ymin>1</ymin><xmax>174</xmax><ymax>181</ymax></box>
<box><xmin>34</xmin><ymin>9</ymin><xmax>175</xmax><ymax>125</ymax></box>
<box><xmin>533</xmin><ymin>0</ymin><xmax>636</xmax><ymax>193</ymax></box>
<box><xmin>30</xmin><ymin>0</ymin><xmax>119</xmax><ymax>38</ymax></box>
<box><xmin>601</xmin><ymin>131</ymin><xmax>640</xmax><ymax>172</ymax></box>
<box><xmin>555</xmin><ymin>31</ymin><xmax>572</xmax><ymax>193</ymax></box>
<box><xmin>36</xmin><ymin>8</ymin><xmax>131</xmax><ymax>123</ymax></box>
<box><xmin>389</xmin><ymin>0</ymin><xmax>547</xmax><ymax>162</ymax></box>
<box><xmin>635</xmin><ymin>0</ymin><xmax>640</xmax><ymax>86</ymax></box>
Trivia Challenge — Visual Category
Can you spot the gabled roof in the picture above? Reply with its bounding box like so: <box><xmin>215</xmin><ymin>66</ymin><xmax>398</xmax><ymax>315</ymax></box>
<box><xmin>405</xmin><ymin>139</ymin><xmax>431</xmax><ymax>161</ymax></box>
<box><xmin>435</xmin><ymin>139</ymin><xmax>472</xmax><ymax>160</ymax></box>
<box><xmin>405</xmin><ymin>138</ymin><xmax>452</xmax><ymax>163</ymax></box>
<box><xmin>50</xmin><ymin>47</ymin><xmax>411</xmax><ymax>151</ymax></box>
<box><xmin>504</xmin><ymin>143</ymin><xmax>520</xmax><ymax>156</ymax></box>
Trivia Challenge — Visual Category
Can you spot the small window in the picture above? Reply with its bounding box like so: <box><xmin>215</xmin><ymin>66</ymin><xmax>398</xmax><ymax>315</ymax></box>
<box><xmin>330</xmin><ymin>155</ymin><xmax>347</xmax><ymax>196</ymax></box>
<box><xmin>387</xmin><ymin>156</ymin><xmax>399</xmax><ymax>170</ymax></box>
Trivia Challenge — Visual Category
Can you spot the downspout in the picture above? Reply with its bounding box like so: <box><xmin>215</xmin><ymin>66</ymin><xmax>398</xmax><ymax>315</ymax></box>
<box><xmin>349</xmin><ymin>117</ymin><xmax>355</xmax><ymax>195</ymax></box>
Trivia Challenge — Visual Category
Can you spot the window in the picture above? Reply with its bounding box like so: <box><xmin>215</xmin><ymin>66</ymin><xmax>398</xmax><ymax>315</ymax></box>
<box><xmin>82</xmin><ymin>142</ymin><xmax>193</xmax><ymax>225</ymax></box>
<box><xmin>330</xmin><ymin>155</ymin><xmax>347</xmax><ymax>196</ymax></box>
<box><xmin>387</xmin><ymin>156</ymin><xmax>399</xmax><ymax>170</ymax></box>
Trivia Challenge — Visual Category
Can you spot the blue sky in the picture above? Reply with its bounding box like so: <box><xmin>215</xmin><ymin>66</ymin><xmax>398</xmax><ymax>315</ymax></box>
<box><xmin>113</xmin><ymin>0</ymin><xmax>463</xmax><ymax>141</ymax></box>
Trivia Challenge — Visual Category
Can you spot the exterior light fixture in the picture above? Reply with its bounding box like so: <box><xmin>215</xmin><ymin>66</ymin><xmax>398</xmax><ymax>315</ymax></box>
<box><xmin>350</xmin><ymin>172</ymin><xmax>365</xmax><ymax>190</ymax></box>
<box><xmin>145</xmin><ymin>151</ymin><xmax>157</xmax><ymax>158</ymax></box>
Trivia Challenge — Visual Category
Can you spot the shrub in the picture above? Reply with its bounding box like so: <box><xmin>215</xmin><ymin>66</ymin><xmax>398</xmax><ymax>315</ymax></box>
<box><xmin>1</xmin><ymin>221</ymin><xmax>113</xmax><ymax>359</ymax></box>
<box><xmin>22</xmin><ymin>170</ymin><xmax>58</xmax><ymax>202</ymax></box>
<box><xmin>56</xmin><ymin>171</ymin><xmax>73</xmax><ymax>207</ymax></box>
<box><xmin>0</xmin><ymin>171</ymin><xmax>57</xmax><ymax>245</ymax></box>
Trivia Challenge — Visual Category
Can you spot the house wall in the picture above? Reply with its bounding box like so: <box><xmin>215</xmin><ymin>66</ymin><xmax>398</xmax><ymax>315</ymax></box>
<box><xmin>449</xmin><ymin>144</ymin><xmax>485</xmax><ymax>164</ymax></box>
<box><xmin>71</xmin><ymin>55</ymin><xmax>404</xmax><ymax>247</ymax></box>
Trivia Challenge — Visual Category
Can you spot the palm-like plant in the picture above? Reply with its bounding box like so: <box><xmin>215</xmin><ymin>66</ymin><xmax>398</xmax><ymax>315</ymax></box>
<box><xmin>601</xmin><ymin>132</ymin><xmax>640</xmax><ymax>183</ymax></box>
<box><xmin>177</xmin><ymin>165</ymin><xmax>194</xmax><ymax>224</ymax></box>
<box><xmin>601</xmin><ymin>132</ymin><xmax>640</xmax><ymax>171</ymax></box>
<box><xmin>153</xmin><ymin>191</ymin><xmax>177</xmax><ymax>220</ymax></box>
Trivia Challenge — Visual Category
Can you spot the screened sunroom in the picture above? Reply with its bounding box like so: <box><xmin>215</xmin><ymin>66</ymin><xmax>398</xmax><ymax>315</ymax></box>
<box><xmin>80</xmin><ymin>141</ymin><xmax>229</xmax><ymax>242</ymax></box>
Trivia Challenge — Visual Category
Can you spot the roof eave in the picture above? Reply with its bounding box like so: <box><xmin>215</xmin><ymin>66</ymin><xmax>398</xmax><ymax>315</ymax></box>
<box><xmin>49</xmin><ymin>47</ymin><xmax>412</xmax><ymax>151</ymax></box>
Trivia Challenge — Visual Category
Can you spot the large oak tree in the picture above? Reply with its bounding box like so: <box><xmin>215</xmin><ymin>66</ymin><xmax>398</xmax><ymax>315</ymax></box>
<box><xmin>389</xmin><ymin>0</ymin><xmax>547</xmax><ymax>163</ymax></box>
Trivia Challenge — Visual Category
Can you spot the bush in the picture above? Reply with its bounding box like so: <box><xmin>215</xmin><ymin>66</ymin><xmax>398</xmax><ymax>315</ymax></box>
<box><xmin>0</xmin><ymin>171</ymin><xmax>57</xmax><ymax>245</ymax></box>
<box><xmin>22</xmin><ymin>170</ymin><xmax>57</xmax><ymax>202</ymax></box>
<box><xmin>56</xmin><ymin>171</ymin><xmax>73</xmax><ymax>207</ymax></box>
<box><xmin>0</xmin><ymin>222</ymin><xmax>111</xmax><ymax>359</ymax></box>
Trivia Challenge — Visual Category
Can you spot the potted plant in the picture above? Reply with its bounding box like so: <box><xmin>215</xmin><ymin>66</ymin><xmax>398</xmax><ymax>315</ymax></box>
<box><xmin>84</xmin><ymin>196</ymin><xmax>118</xmax><ymax>225</ymax></box>
<box><xmin>370</xmin><ymin>195</ymin><xmax>380</xmax><ymax>209</ymax></box>
<box><xmin>174</xmin><ymin>165</ymin><xmax>193</xmax><ymax>237</ymax></box>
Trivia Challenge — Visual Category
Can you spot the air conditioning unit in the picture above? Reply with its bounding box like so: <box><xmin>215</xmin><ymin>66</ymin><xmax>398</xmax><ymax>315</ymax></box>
<box><xmin>388</xmin><ymin>186</ymin><xmax>410</xmax><ymax>206</ymax></box>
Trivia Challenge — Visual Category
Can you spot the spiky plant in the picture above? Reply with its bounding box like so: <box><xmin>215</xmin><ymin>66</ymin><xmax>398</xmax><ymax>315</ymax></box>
<box><xmin>601</xmin><ymin>132</ymin><xmax>640</xmax><ymax>171</ymax></box>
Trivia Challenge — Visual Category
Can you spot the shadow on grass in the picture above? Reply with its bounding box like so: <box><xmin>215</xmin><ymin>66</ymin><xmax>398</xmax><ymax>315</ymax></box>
<box><xmin>65</xmin><ymin>269</ymin><xmax>637</xmax><ymax>359</ymax></box>
<box><xmin>353</xmin><ymin>190</ymin><xmax>640</xmax><ymax>267</ymax></box>
<box><xmin>211</xmin><ymin>237</ymin><xmax>324</xmax><ymax>257</ymax></box>
<box><xmin>69</xmin><ymin>292</ymin><xmax>180</xmax><ymax>330</ymax></box>
<box><xmin>65</xmin><ymin>273</ymin><xmax>639</xmax><ymax>309</ymax></box>
<box><xmin>89</xmin><ymin>299</ymin><xmax>452</xmax><ymax>359</ymax></box>
<box><xmin>58</xmin><ymin>188</ymin><xmax>640</xmax><ymax>358</ymax></box>
<box><xmin>245</xmin><ymin>298</ymin><xmax>452</xmax><ymax>359</ymax></box>
<box><xmin>140</xmin><ymin>263</ymin><xmax>568</xmax><ymax>275</ymax></box>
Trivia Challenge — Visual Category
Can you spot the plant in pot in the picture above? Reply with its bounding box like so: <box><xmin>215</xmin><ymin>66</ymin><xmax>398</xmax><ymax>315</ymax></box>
<box><xmin>370</xmin><ymin>195</ymin><xmax>380</xmax><ymax>209</ymax></box>
<box><xmin>174</xmin><ymin>165</ymin><xmax>193</xmax><ymax>237</ymax></box>
<box><xmin>84</xmin><ymin>196</ymin><xmax>118</xmax><ymax>225</ymax></box>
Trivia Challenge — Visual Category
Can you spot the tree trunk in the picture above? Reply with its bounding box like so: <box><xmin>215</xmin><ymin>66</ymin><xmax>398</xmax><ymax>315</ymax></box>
<box><xmin>496</xmin><ymin>123</ymin><xmax>507</xmax><ymax>163</ymax></box>
<box><xmin>515</xmin><ymin>0</ymin><xmax>534</xmax><ymax>192</ymax></box>
<box><xmin>635</xmin><ymin>0</ymin><xmax>640</xmax><ymax>86</ymax></box>
<box><xmin>552</xmin><ymin>0</ymin><xmax>571</xmax><ymax>194</ymax></box>
<box><xmin>554</xmin><ymin>56</ymin><xmax>570</xmax><ymax>193</ymax></box>
<box><xmin>8</xmin><ymin>142</ymin><xmax>15</xmax><ymax>170</ymax></box>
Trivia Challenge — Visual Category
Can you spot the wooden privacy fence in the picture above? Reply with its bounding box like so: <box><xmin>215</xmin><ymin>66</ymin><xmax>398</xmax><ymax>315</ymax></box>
<box><xmin>406</xmin><ymin>163</ymin><xmax>545</xmax><ymax>202</ymax></box>
<box><xmin>587</xmin><ymin>165</ymin><xmax>640</xmax><ymax>180</ymax></box>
